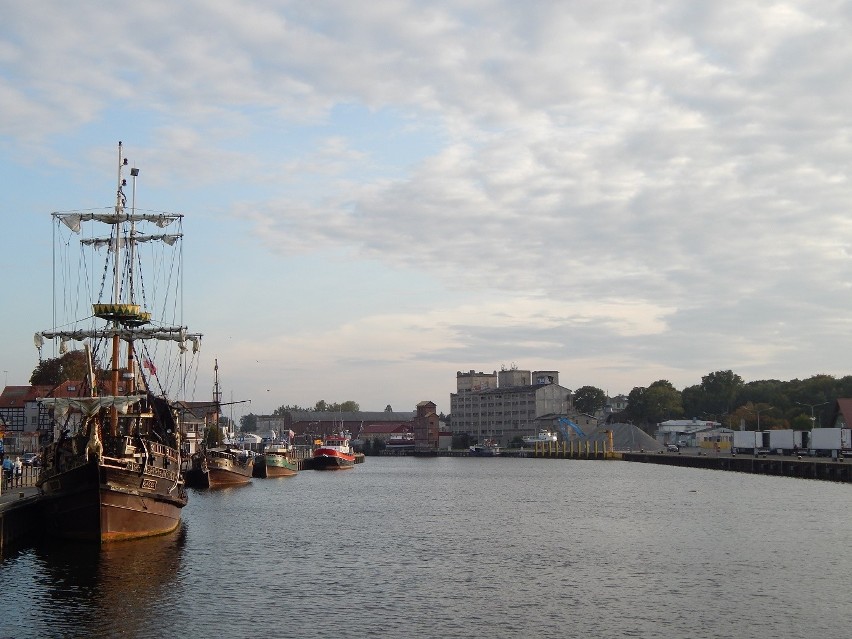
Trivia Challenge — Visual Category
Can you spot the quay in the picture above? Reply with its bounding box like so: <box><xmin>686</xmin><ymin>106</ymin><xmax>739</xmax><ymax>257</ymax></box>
<box><xmin>0</xmin><ymin>469</ymin><xmax>40</xmax><ymax>555</ymax></box>
<box><xmin>622</xmin><ymin>450</ymin><xmax>852</xmax><ymax>482</ymax></box>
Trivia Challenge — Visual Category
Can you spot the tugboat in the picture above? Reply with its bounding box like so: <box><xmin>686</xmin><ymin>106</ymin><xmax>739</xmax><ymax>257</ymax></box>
<box><xmin>312</xmin><ymin>432</ymin><xmax>356</xmax><ymax>470</ymax></box>
<box><xmin>34</xmin><ymin>142</ymin><xmax>195</xmax><ymax>542</ymax></box>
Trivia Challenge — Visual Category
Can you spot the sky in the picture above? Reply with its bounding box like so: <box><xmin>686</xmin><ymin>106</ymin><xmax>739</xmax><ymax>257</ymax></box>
<box><xmin>3</xmin><ymin>0</ymin><xmax>852</xmax><ymax>422</ymax></box>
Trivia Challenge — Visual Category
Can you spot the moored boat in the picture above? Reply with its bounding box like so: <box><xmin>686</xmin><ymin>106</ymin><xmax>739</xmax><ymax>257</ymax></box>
<box><xmin>263</xmin><ymin>440</ymin><xmax>299</xmax><ymax>477</ymax></box>
<box><xmin>386</xmin><ymin>432</ymin><xmax>415</xmax><ymax>451</ymax></box>
<box><xmin>185</xmin><ymin>360</ymin><xmax>253</xmax><ymax>488</ymax></box>
<box><xmin>522</xmin><ymin>430</ymin><xmax>558</xmax><ymax>445</ymax></box>
<box><xmin>313</xmin><ymin>432</ymin><xmax>356</xmax><ymax>470</ymax></box>
<box><xmin>205</xmin><ymin>446</ymin><xmax>254</xmax><ymax>487</ymax></box>
<box><xmin>34</xmin><ymin>142</ymin><xmax>194</xmax><ymax>542</ymax></box>
<box><xmin>469</xmin><ymin>439</ymin><xmax>502</xmax><ymax>456</ymax></box>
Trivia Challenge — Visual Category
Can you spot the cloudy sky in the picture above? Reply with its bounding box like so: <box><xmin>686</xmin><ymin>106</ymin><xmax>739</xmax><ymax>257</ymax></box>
<box><xmin>3</xmin><ymin>1</ymin><xmax>852</xmax><ymax>420</ymax></box>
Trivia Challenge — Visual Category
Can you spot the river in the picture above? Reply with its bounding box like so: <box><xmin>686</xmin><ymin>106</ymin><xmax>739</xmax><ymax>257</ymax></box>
<box><xmin>1</xmin><ymin>456</ymin><xmax>851</xmax><ymax>638</ymax></box>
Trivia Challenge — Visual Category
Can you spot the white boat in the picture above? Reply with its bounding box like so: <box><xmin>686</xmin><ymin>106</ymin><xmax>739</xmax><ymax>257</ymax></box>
<box><xmin>469</xmin><ymin>439</ymin><xmax>501</xmax><ymax>456</ymax></box>
<box><xmin>522</xmin><ymin>430</ymin><xmax>558</xmax><ymax>445</ymax></box>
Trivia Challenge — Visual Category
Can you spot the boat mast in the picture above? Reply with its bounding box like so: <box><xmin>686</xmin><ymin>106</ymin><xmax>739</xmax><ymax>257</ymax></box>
<box><xmin>110</xmin><ymin>142</ymin><xmax>129</xmax><ymax>435</ymax></box>
<box><xmin>213</xmin><ymin>359</ymin><xmax>222</xmax><ymax>445</ymax></box>
<box><xmin>127</xmin><ymin>159</ymin><xmax>140</xmax><ymax>397</ymax></box>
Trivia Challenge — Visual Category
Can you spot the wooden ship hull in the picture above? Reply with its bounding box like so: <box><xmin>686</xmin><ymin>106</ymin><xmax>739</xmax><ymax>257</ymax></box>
<box><xmin>206</xmin><ymin>449</ymin><xmax>253</xmax><ymax>487</ymax></box>
<box><xmin>38</xmin><ymin>435</ymin><xmax>187</xmax><ymax>543</ymax></box>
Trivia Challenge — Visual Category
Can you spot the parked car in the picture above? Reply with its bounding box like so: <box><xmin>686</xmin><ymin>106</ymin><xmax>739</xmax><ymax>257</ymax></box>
<box><xmin>22</xmin><ymin>452</ymin><xmax>40</xmax><ymax>467</ymax></box>
<box><xmin>666</xmin><ymin>444</ymin><xmax>679</xmax><ymax>452</ymax></box>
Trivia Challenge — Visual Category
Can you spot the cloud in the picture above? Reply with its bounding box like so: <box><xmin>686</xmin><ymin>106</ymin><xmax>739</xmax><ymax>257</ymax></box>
<box><xmin>4</xmin><ymin>1</ymin><xmax>852</xmax><ymax>413</ymax></box>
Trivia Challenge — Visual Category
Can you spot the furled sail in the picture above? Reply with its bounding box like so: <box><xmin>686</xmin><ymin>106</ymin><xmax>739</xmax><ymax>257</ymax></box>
<box><xmin>36</xmin><ymin>328</ymin><xmax>202</xmax><ymax>351</ymax></box>
<box><xmin>55</xmin><ymin>212</ymin><xmax>181</xmax><ymax>233</ymax></box>
<box><xmin>38</xmin><ymin>395</ymin><xmax>144</xmax><ymax>420</ymax></box>
<box><xmin>80</xmin><ymin>234</ymin><xmax>183</xmax><ymax>249</ymax></box>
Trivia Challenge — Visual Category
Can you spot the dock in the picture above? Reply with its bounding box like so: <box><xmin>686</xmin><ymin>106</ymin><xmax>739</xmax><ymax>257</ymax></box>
<box><xmin>622</xmin><ymin>450</ymin><xmax>852</xmax><ymax>482</ymax></box>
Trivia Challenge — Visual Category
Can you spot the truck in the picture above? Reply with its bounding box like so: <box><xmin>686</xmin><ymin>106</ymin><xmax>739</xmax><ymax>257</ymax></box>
<box><xmin>732</xmin><ymin>430</ymin><xmax>766</xmax><ymax>454</ymax></box>
<box><xmin>808</xmin><ymin>428</ymin><xmax>852</xmax><ymax>457</ymax></box>
<box><xmin>766</xmin><ymin>429</ymin><xmax>802</xmax><ymax>455</ymax></box>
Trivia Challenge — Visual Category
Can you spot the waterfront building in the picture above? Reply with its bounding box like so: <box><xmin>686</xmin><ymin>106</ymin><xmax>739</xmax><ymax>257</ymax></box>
<box><xmin>258</xmin><ymin>409</ymin><xmax>417</xmax><ymax>443</ymax></box>
<box><xmin>655</xmin><ymin>418</ymin><xmax>721</xmax><ymax>446</ymax></box>
<box><xmin>0</xmin><ymin>381</ymin><xmax>88</xmax><ymax>452</ymax></box>
<box><xmin>449</xmin><ymin>366</ymin><xmax>574</xmax><ymax>447</ymax></box>
<box><xmin>413</xmin><ymin>400</ymin><xmax>439</xmax><ymax>454</ymax></box>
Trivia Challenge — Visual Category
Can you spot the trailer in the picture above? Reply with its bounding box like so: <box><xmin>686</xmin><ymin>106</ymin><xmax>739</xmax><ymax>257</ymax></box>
<box><xmin>732</xmin><ymin>430</ymin><xmax>766</xmax><ymax>454</ymax></box>
<box><xmin>808</xmin><ymin>428</ymin><xmax>852</xmax><ymax>457</ymax></box>
<box><xmin>767</xmin><ymin>429</ymin><xmax>802</xmax><ymax>455</ymax></box>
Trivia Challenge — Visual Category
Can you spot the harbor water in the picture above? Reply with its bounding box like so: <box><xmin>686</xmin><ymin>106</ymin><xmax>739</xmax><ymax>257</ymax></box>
<box><xmin>1</xmin><ymin>456</ymin><xmax>851</xmax><ymax>638</ymax></box>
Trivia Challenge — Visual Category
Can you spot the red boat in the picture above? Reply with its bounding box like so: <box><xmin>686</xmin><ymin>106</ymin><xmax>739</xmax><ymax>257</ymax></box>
<box><xmin>312</xmin><ymin>433</ymin><xmax>355</xmax><ymax>470</ymax></box>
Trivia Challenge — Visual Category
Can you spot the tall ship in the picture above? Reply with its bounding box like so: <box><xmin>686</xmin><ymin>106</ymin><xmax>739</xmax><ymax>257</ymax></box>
<box><xmin>186</xmin><ymin>360</ymin><xmax>253</xmax><ymax>488</ymax></box>
<box><xmin>34</xmin><ymin>142</ymin><xmax>197</xmax><ymax>542</ymax></box>
<box><xmin>312</xmin><ymin>432</ymin><xmax>356</xmax><ymax>470</ymax></box>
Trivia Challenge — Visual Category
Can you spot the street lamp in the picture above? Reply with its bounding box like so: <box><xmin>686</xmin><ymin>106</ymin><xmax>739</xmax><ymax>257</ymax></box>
<box><xmin>795</xmin><ymin>401</ymin><xmax>829</xmax><ymax>430</ymax></box>
<box><xmin>748</xmin><ymin>405</ymin><xmax>774</xmax><ymax>431</ymax></box>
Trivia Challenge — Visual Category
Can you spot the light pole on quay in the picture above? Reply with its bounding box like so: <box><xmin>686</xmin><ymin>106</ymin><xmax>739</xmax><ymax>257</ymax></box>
<box><xmin>749</xmin><ymin>405</ymin><xmax>774</xmax><ymax>431</ymax></box>
<box><xmin>795</xmin><ymin>401</ymin><xmax>828</xmax><ymax>430</ymax></box>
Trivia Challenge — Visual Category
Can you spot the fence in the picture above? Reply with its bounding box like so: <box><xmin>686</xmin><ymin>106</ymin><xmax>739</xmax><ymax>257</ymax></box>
<box><xmin>1</xmin><ymin>463</ymin><xmax>38</xmax><ymax>491</ymax></box>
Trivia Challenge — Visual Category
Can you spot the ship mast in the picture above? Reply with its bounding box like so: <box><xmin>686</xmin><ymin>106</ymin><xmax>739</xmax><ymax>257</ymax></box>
<box><xmin>110</xmin><ymin>142</ymin><xmax>129</xmax><ymax>435</ymax></box>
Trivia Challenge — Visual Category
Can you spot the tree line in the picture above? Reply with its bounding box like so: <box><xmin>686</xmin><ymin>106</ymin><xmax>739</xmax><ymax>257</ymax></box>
<box><xmin>574</xmin><ymin>370</ymin><xmax>852</xmax><ymax>432</ymax></box>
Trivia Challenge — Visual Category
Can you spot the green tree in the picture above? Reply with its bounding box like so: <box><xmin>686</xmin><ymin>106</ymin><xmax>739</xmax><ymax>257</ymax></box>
<box><xmin>701</xmin><ymin>370</ymin><xmax>743</xmax><ymax>415</ymax></box>
<box><xmin>273</xmin><ymin>404</ymin><xmax>308</xmax><ymax>416</ymax></box>
<box><xmin>573</xmin><ymin>386</ymin><xmax>607</xmax><ymax>415</ymax></box>
<box><xmin>239</xmin><ymin>413</ymin><xmax>258</xmax><ymax>433</ymax></box>
<box><xmin>644</xmin><ymin>380</ymin><xmax>684</xmax><ymax>423</ymax></box>
<box><xmin>30</xmin><ymin>350</ymin><xmax>91</xmax><ymax>386</ymax></box>
<box><xmin>203</xmin><ymin>425</ymin><xmax>223</xmax><ymax>447</ymax></box>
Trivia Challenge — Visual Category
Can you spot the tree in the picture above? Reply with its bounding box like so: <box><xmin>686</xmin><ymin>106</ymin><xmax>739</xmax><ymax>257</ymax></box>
<box><xmin>644</xmin><ymin>380</ymin><xmax>684</xmax><ymax>424</ymax></box>
<box><xmin>240</xmin><ymin>413</ymin><xmax>258</xmax><ymax>433</ymax></box>
<box><xmin>573</xmin><ymin>386</ymin><xmax>607</xmax><ymax>415</ymax></box>
<box><xmin>30</xmin><ymin>350</ymin><xmax>91</xmax><ymax>386</ymax></box>
<box><xmin>700</xmin><ymin>370</ymin><xmax>743</xmax><ymax>415</ymax></box>
<box><xmin>273</xmin><ymin>404</ymin><xmax>307</xmax><ymax>416</ymax></box>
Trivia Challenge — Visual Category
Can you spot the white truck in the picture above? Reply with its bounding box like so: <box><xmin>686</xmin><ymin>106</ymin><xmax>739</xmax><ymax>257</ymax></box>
<box><xmin>808</xmin><ymin>428</ymin><xmax>852</xmax><ymax>457</ymax></box>
<box><xmin>767</xmin><ymin>429</ymin><xmax>802</xmax><ymax>455</ymax></box>
<box><xmin>732</xmin><ymin>430</ymin><xmax>767</xmax><ymax>454</ymax></box>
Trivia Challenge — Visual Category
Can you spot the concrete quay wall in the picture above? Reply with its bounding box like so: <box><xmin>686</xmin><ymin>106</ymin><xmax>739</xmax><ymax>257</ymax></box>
<box><xmin>622</xmin><ymin>451</ymin><xmax>852</xmax><ymax>482</ymax></box>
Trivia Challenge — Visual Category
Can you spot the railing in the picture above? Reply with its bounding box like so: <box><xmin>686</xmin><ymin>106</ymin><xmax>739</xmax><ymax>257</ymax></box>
<box><xmin>2</xmin><ymin>464</ymin><xmax>39</xmax><ymax>490</ymax></box>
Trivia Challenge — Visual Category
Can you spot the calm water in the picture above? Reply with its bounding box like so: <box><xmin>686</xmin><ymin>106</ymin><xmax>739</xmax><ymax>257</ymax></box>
<box><xmin>1</xmin><ymin>457</ymin><xmax>851</xmax><ymax>638</ymax></box>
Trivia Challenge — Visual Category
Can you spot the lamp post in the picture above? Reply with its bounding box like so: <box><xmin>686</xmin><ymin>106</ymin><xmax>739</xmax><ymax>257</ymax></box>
<box><xmin>748</xmin><ymin>405</ymin><xmax>774</xmax><ymax>431</ymax></box>
<box><xmin>795</xmin><ymin>401</ymin><xmax>828</xmax><ymax>430</ymax></box>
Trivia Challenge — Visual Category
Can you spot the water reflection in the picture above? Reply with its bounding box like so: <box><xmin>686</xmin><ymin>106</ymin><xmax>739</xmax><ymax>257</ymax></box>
<box><xmin>30</xmin><ymin>526</ymin><xmax>187</xmax><ymax>637</ymax></box>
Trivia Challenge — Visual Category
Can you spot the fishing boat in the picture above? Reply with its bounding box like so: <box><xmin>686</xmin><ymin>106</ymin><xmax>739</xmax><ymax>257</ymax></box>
<box><xmin>468</xmin><ymin>439</ymin><xmax>502</xmax><ymax>456</ymax></box>
<box><xmin>385</xmin><ymin>432</ymin><xmax>415</xmax><ymax>451</ymax></box>
<box><xmin>186</xmin><ymin>360</ymin><xmax>253</xmax><ymax>488</ymax></box>
<box><xmin>522</xmin><ymin>430</ymin><xmax>558</xmax><ymax>445</ymax></box>
<box><xmin>262</xmin><ymin>435</ymin><xmax>299</xmax><ymax>478</ymax></box>
<box><xmin>312</xmin><ymin>432</ymin><xmax>355</xmax><ymax>470</ymax></box>
<box><xmin>205</xmin><ymin>445</ymin><xmax>254</xmax><ymax>487</ymax></box>
<box><xmin>34</xmin><ymin>142</ymin><xmax>196</xmax><ymax>542</ymax></box>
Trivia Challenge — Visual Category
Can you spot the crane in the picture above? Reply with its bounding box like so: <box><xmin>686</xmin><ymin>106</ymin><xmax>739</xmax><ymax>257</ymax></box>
<box><xmin>555</xmin><ymin>416</ymin><xmax>586</xmax><ymax>439</ymax></box>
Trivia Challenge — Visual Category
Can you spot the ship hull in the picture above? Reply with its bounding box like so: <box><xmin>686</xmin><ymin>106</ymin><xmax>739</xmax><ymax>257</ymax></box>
<box><xmin>312</xmin><ymin>452</ymin><xmax>355</xmax><ymax>470</ymax></box>
<box><xmin>38</xmin><ymin>454</ymin><xmax>186</xmax><ymax>543</ymax></box>
<box><xmin>206</xmin><ymin>455</ymin><xmax>253</xmax><ymax>488</ymax></box>
<box><xmin>264</xmin><ymin>453</ymin><xmax>299</xmax><ymax>477</ymax></box>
